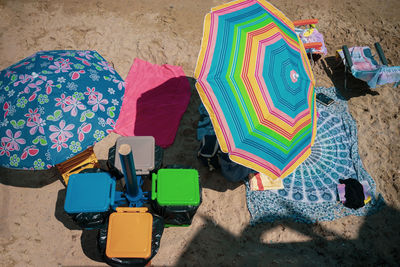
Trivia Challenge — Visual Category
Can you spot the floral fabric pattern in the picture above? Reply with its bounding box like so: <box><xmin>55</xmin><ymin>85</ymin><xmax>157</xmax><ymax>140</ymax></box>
<box><xmin>0</xmin><ymin>50</ymin><xmax>125</xmax><ymax>169</ymax></box>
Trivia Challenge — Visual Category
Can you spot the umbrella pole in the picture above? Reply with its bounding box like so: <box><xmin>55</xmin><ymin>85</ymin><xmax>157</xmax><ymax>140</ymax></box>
<box><xmin>118</xmin><ymin>144</ymin><xmax>140</xmax><ymax>200</ymax></box>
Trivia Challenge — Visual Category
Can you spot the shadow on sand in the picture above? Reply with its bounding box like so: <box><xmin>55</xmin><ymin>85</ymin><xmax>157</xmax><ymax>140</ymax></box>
<box><xmin>59</xmin><ymin>185</ymin><xmax>398</xmax><ymax>266</ymax></box>
<box><xmin>0</xmin><ymin>166</ymin><xmax>60</xmax><ymax>188</ymax></box>
<box><xmin>53</xmin><ymin>187</ymin><xmax>107</xmax><ymax>262</ymax></box>
<box><xmin>321</xmin><ymin>56</ymin><xmax>379</xmax><ymax>100</ymax></box>
<box><xmin>176</xmin><ymin>202</ymin><xmax>399</xmax><ymax>266</ymax></box>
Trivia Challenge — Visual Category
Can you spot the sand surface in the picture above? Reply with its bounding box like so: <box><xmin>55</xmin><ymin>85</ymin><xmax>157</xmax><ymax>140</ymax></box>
<box><xmin>1</xmin><ymin>0</ymin><xmax>399</xmax><ymax>266</ymax></box>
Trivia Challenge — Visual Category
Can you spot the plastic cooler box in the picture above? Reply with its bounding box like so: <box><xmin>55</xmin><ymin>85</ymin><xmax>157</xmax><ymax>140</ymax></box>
<box><xmin>98</xmin><ymin>207</ymin><xmax>165</xmax><ymax>266</ymax></box>
<box><xmin>64</xmin><ymin>172</ymin><xmax>115</xmax><ymax>229</ymax></box>
<box><xmin>114</xmin><ymin>136</ymin><xmax>155</xmax><ymax>176</ymax></box>
<box><xmin>151</xmin><ymin>169</ymin><xmax>201</xmax><ymax>226</ymax></box>
<box><xmin>106</xmin><ymin>207</ymin><xmax>153</xmax><ymax>259</ymax></box>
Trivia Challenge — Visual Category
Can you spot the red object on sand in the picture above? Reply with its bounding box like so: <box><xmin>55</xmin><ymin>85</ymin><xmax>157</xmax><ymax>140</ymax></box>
<box><xmin>293</xmin><ymin>19</ymin><xmax>319</xmax><ymax>27</ymax></box>
<box><xmin>304</xmin><ymin>42</ymin><xmax>323</xmax><ymax>50</ymax></box>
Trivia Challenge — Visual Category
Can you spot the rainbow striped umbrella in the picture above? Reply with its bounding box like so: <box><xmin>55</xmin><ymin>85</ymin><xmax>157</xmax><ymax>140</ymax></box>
<box><xmin>194</xmin><ymin>0</ymin><xmax>317</xmax><ymax>179</ymax></box>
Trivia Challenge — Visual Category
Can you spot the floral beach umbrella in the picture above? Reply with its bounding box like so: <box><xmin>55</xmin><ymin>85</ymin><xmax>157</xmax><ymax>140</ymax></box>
<box><xmin>0</xmin><ymin>50</ymin><xmax>125</xmax><ymax>169</ymax></box>
<box><xmin>194</xmin><ymin>0</ymin><xmax>317</xmax><ymax>179</ymax></box>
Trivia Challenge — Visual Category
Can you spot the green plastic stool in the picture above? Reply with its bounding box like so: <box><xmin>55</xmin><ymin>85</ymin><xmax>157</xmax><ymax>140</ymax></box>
<box><xmin>151</xmin><ymin>169</ymin><xmax>201</xmax><ymax>227</ymax></box>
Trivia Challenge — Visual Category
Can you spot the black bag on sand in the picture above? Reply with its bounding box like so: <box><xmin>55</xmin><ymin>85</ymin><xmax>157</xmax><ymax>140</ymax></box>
<box><xmin>197</xmin><ymin>134</ymin><xmax>220</xmax><ymax>171</ymax></box>
<box><xmin>339</xmin><ymin>178</ymin><xmax>365</xmax><ymax>209</ymax></box>
<box><xmin>97</xmin><ymin>214</ymin><xmax>165</xmax><ymax>267</ymax></box>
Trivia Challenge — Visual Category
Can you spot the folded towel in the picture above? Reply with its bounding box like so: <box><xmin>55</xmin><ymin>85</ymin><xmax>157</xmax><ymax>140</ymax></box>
<box><xmin>249</xmin><ymin>172</ymin><xmax>284</xmax><ymax>191</ymax></box>
<box><xmin>337</xmin><ymin>47</ymin><xmax>400</xmax><ymax>88</ymax></box>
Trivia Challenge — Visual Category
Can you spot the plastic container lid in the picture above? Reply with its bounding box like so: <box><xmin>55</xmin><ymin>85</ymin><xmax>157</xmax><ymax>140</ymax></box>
<box><xmin>152</xmin><ymin>169</ymin><xmax>200</xmax><ymax>206</ymax></box>
<box><xmin>106</xmin><ymin>207</ymin><xmax>153</xmax><ymax>259</ymax></box>
<box><xmin>114</xmin><ymin>136</ymin><xmax>155</xmax><ymax>175</ymax></box>
<box><xmin>64</xmin><ymin>172</ymin><xmax>115</xmax><ymax>214</ymax></box>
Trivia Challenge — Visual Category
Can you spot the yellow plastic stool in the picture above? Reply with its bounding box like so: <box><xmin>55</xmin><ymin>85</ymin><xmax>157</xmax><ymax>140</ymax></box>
<box><xmin>106</xmin><ymin>207</ymin><xmax>153</xmax><ymax>259</ymax></box>
<box><xmin>56</xmin><ymin>146</ymin><xmax>99</xmax><ymax>186</ymax></box>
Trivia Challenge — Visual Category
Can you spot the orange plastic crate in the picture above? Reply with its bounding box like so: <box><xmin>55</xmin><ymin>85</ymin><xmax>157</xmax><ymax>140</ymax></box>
<box><xmin>106</xmin><ymin>207</ymin><xmax>153</xmax><ymax>259</ymax></box>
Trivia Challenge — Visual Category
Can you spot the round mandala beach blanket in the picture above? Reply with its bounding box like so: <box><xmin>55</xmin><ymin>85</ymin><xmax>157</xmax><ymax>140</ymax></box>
<box><xmin>246</xmin><ymin>87</ymin><xmax>384</xmax><ymax>223</ymax></box>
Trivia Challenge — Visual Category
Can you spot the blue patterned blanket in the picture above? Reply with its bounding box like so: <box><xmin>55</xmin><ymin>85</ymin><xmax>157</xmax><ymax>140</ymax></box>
<box><xmin>246</xmin><ymin>87</ymin><xmax>384</xmax><ymax>224</ymax></box>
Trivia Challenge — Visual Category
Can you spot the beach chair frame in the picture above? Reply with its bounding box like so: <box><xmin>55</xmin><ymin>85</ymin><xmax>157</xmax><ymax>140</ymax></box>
<box><xmin>341</xmin><ymin>42</ymin><xmax>388</xmax><ymax>90</ymax></box>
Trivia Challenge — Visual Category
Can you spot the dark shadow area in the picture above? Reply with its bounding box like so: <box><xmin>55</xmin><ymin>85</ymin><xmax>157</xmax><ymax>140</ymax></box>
<box><xmin>186</xmin><ymin>76</ymin><xmax>197</xmax><ymax>91</ymax></box>
<box><xmin>54</xmin><ymin>188</ymin><xmax>107</xmax><ymax>263</ymax></box>
<box><xmin>197</xmin><ymin>167</ymin><xmax>243</xmax><ymax>192</ymax></box>
<box><xmin>308</xmin><ymin>53</ymin><xmax>322</xmax><ymax>65</ymax></box>
<box><xmin>54</xmin><ymin>188</ymin><xmax>82</xmax><ymax>230</ymax></box>
<box><xmin>134</xmin><ymin>76</ymin><xmax>192</xmax><ymax>145</ymax></box>
<box><xmin>0</xmin><ymin>166</ymin><xmax>60</xmax><ymax>188</ymax></box>
<box><xmin>81</xmin><ymin>229</ymin><xmax>104</xmax><ymax>263</ymax></box>
<box><xmin>97</xmin><ymin>159</ymin><xmax>110</xmax><ymax>171</ymax></box>
<box><xmin>176</xmin><ymin>202</ymin><xmax>400</xmax><ymax>266</ymax></box>
<box><xmin>321</xmin><ymin>56</ymin><xmax>379</xmax><ymax>100</ymax></box>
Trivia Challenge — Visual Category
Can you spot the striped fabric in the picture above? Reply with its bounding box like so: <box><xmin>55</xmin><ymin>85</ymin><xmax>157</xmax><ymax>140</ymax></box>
<box><xmin>194</xmin><ymin>0</ymin><xmax>317</xmax><ymax>179</ymax></box>
<box><xmin>249</xmin><ymin>172</ymin><xmax>284</xmax><ymax>191</ymax></box>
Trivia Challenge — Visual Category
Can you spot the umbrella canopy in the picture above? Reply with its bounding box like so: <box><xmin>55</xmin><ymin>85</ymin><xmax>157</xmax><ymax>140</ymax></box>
<box><xmin>194</xmin><ymin>0</ymin><xmax>317</xmax><ymax>179</ymax></box>
<box><xmin>0</xmin><ymin>50</ymin><xmax>125</xmax><ymax>169</ymax></box>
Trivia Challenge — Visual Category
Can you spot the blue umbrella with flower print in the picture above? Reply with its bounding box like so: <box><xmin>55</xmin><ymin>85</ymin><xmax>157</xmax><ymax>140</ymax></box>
<box><xmin>0</xmin><ymin>50</ymin><xmax>125</xmax><ymax>169</ymax></box>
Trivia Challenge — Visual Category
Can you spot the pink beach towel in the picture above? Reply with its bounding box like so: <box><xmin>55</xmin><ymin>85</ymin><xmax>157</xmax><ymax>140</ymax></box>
<box><xmin>114</xmin><ymin>58</ymin><xmax>191</xmax><ymax>148</ymax></box>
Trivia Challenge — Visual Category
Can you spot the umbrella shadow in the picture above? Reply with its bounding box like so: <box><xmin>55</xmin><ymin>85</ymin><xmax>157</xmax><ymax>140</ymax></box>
<box><xmin>197</xmin><ymin>166</ymin><xmax>243</xmax><ymax>192</ymax></box>
<box><xmin>321</xmin><ymin>56</ymin><xmax>379</xmax><ymax>100</ymax></box>
<box><xmin>0</xmin><ymin>166</ymin><xmax>60</xmax><ymax>188</ymax></box>
<box><xmin>175</xmin><ymin>201</ymin><xmax>399</xmax><ymax>266</ymax></box>
<box><xmin>133</xmin><ymin>75</ymin><xmax>241</xmax><ymax>193</ymax></box>
<box><xmin>133</xmin><ymin>76</ymin><xmax>194</xmax><ymax>139</ymax></box>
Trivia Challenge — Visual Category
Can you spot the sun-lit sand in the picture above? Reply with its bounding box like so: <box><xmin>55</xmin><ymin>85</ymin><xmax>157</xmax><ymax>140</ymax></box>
<box><xmin>1</xmin><ymin>0</ymin><xmax>399</xmax><ymax>265</ymax></box>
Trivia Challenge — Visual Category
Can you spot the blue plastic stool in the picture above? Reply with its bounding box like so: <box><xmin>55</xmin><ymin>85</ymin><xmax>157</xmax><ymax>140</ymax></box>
<box><xmin>64</xmin><ymin>172</ymin><xmax>116</xmax><ymax>229</ymax></box>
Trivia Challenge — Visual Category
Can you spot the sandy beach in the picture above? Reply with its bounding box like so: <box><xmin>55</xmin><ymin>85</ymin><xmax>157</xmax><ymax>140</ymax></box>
<box><xmin>1</xmin><ymin>0</ymin><xmax>399</xmax><ymax>266</ymax></box>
